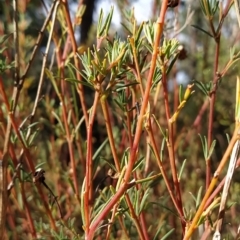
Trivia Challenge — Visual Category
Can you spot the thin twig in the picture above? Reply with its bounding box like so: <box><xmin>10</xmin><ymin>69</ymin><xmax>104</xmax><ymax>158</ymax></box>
<box><xmin>62</xmin><ymin>0</ymin><xmax>89</xmax><ymax>128</ymax></box>
<box><xmin>206</xmin><ymin>36</ymin><xmax>221</xmax><ymax>189</ymax></box>
<box><xmin>0</xmin><ymin>1</ymin><xmax>61</xmax><ymax>233</ymax></box>
<box><xmin>0</xmin><ymin>0</ymin><xmax>21</xmax><ymax>237</ymax></box>
<box><xmin>161</xmin><ymin>61</ymin><xmax>184</xmax><ymax>229</ymax></box>
<box><xmin>147</xmin><ymin>117</ymin><xmax>185</xmax><ymax>224</ymax></box>
<box><xmin>213</xmin><ymin>139</ymin><xmax>240</xmax><ymax>239</ymax></box>
<box><xmin>84</xmin><ymin>89</ymin><xmax>100</xmax><ymax>234</ymax></box>
<box><xmin>20</xmin><ymin>0</ymin><xmax>58</xmax><ymax>84</ymax></box>
<box><xmin>87</xmin><ymin>1</ymin><xmax>169</xmax><ymax>238</ymax></box>
<box><xmin>7</xmin><ymin>0</ymin><xmax>60</xmax><ymax>195</ymax></box>
<box><xmin>184</xmin><ymin>126</ymin><xmax>240</xmax><ymax>240</ymax></box>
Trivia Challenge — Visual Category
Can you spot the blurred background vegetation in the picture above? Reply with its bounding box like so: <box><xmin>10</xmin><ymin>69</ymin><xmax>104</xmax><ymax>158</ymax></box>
<box><xmin>0</xmin><ymin>0</ymin><xmax>240</xmax><ymax>239</ymax></box>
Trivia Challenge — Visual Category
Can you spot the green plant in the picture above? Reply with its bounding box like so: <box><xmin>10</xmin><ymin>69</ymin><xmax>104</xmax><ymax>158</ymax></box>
<box><xmin>1</xmin><ymin>0</ymin><xmax>240</xmax><ymax>239</ymax></box>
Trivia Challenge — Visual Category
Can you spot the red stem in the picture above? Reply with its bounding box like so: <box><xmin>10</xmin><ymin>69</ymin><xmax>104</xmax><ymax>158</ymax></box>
<box><xmin>87</xmin><ymin>1</ymin><xmax>169</xmax><ymax>239</ymax></box>
<box><xmin>162</xmin><ymin>64</ymin><xmax>184</xmax><ymax>227</ymax></box>
<box><xmin>62</xmin><ymin>0</ymin><xmax>89</xmax><ymax>128</ymax></box>
<box><xmin>21</xmin><ymin>183</ymin><xmax>37</xmax><ymax>238</ymax></box>
<box><xmin>0</xmin><ymin>77</ymin><xmax>57</xmax><ymax>230</ymax></box>
<box><xmin>206</xmin><ymin>36</ymin><xmax>220</xmax><ymax>189</ymax></box>
<box><xmin>85</xmin><ymin>90</ymin><xmax>100</xmax><ymax>234</ymax></box>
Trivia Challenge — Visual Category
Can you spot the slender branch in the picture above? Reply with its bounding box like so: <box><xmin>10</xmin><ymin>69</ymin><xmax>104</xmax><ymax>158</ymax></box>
<box><xmin>214</xmin><ymin>139</ymin><xmax>240</xmax><ymax>237</ymax></box>
<box><xmin>129</xmin><ymin>37</ymin><xmax>144</xmax><ymax>96</ymax></box>
<box><xmin>0</xmin><ymin>78</ymin><xmax>57</xmax><ymax>230</ymax></box>
<box><xmin>101</xmin><ymin>92</ymin><xmax>149</xmax><ymax>239</ymax></box>
<box><xmin>106</xmin><ymin>204</ymin><xmax>119</xmax><ymax>240</ymax></box>
<box><xmin>46</xmin><ymin>2</ymin><xmax>81</xmax><ymax>200</ymax></box>
<box><xmin>184</xmin><ymin>126</ymin><xmax>240</xmax><ymax>240</ymax></box>
<box><xmin>125</xmin><ymin>194</ymin><xmax>146</xmax><ymax>240</ymax></box>
<box><xmin>31</xmin><ymin>2</ymin><xmax>60</xmax><ymax>123</ymax></box>
<box><xmin>6</xmin><ymin>0</ymin><xmax>60</xmax><ymax>194</ymax></box>
<box><xmin>0</xmin><ymin>113</ymin><xmax>36</xmax><ymax>236</ymax></box>
<box><xmin>161</xmin><ymin>62</ymin><xmax>184</xmax><ymax>226</ymax></box>
<box><xmin>87</xmin><ymin>1</ymin><xmax>169</xmax><ymax>239</ymax></box>
<box><xmin>0</xmin><ymin>0</ymin><xmax>21</xmax><ymax>236</ymax></box>
<box><xmin>204</xmin><ymin>158</ymin><xmax>240</xmax><ymax>210</ymax></box>
<box><xmin>13</xmin><ymin>0</ymin><xmax>20</xmax><ymax>86</ymax></box>
<box><xmin>21</xmin><ymin>0</ymin><xmax>58</xmax><ymax>84</ymax></box>
<box><xmin>7</xmin><ymin>0</ymin><xmax>60</xmax><ymax>193</ymax></box>
<box><xmin>100</xmin><ymin>95</ymin><xmax>120</xmax><ymax>172</ymax></box>
<box><xmin>206</xmin><ymin>36</ymin><xmax>220</xmax><ymax>188</ymax></box>
<box><xmin>20</xmin><ymin>182</ymin><xmax>37</xmax><ymax>238</ymax></box>
<box><xmin>126</xmin><ymin>88</ymin><xmax>150</xmax><ymax>239</ymax></box>
<box><xmin>84</xmin><ymin>89</ymin><xmax>100</xmax><ymax>234</ymax></box>
<box><xmin>192</xmin><ymin>98</ymin><xmax>209</xmax><ymax>129</ymax></box>
<box><xmin>146</xmin><ymin>118</ymin><xmax>185</xmax><ymax>226</ymax></box>
<box><xmin>62</xmin><ymin>0</ymin><xmax>89</xmax><ymax>128</ymax></box>
<box><xmin>60</xmin><ymin>1</ymin><xmax>89</xmax><ymax>201</ymax></box>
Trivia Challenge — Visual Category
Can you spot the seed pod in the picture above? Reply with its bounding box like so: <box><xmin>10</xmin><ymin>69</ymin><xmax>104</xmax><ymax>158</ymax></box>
<box><xmin>178</xmin><ymin>45</ymin><xmax>187</xmax><ymax>60</ymax></box>
<box><xmin>168</xmin><ymin>0</ymin><xmax>179</xmax><ymax>8</ymax></box>
<box><xmin>33</xmin><ymin>168</ymin><xmax>45</xmax><ymax>184</ymax></box>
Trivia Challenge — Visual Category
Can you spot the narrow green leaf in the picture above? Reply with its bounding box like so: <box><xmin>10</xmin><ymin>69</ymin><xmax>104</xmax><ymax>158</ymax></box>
<box><xmin>152</xmin><ymin>114</ymin><xmax>166</xmax><ymax>138</ymax></box>
<box><xmin>97</xmin><ymin>9</ymin><xmax>104</xmax><ymax>37</ymax></box>
<box><xmin>198</xmin><ymin>134</ymin><xmax>207</xmax><ymax>160</ymax></box>
<box><xmin>132</xmin><ymin>157</ymin><xmax>145</xmax><ymax>172</ymax></box>
<box><xmin>35</xmin><ymin>162</ymin><xmax>46</xmax><ymax>170</ymax></box>
<box><xmin>153</xmin><ymin>221</ymin><xmax>165</xmax><ymax>240</ymax></box>
<box><xmin>226</xmin><ymin>133</ymin><xmax>230</xmax><ymax>143</ymax></box>
<box><xmin>196</xmin><ymin>186</ymin><xmax>203</xmax><ymax>209</ymax></box>
<box><xmin>160</xmin><ymin>139</ymin><xmax>165</xmax><ymax>161</ymax></box>
<box><xmin>115</xmin><ymin>81</ymin><xmax>138</xmax><ymax>92</ymax></box>
<box><xmin>194</xmin><ymin>80</ymin><xmax>209</xmax><ymax>97</ymax></box>
<box><xmin>135</xmin><ymin>22</ymin><xmax>144</xmax><ymax>44</ymax></box>
<box><xmin>80</xmin><ymin>177</ymin><xmax>86</xmax><ymax>226</ymax></box>
<box><xmin>27</xmin><ymin>122</ymin><xmax>39</xmax><ymax>129</ymax></box>
<box><xmin>189</xmin><ymin>191</ymin><xmax>197</xmax><ymax>204</ymax></box>
<box><xmin>166</xmin><ymin>54</ymin><xmax>178</xmax><ymax>74</ymax></box>
<box><xmin>104</xmin><ymin>7</ymin><xmax>114</xmax><ymax>36</ymax></box>
<box><xmin>29</xmin><ymin>129</ymin><xmax>39</xmax><ymax>146</ymax></box>
<box><xmin>68</xmin><ymin>177</ymin><xmax>76</xmax><ymax>194</ymax></box>
<box><xmin>135</xmin><ymin>190</ymin><xmax>140</xmax><ymax>215</ymax></box>
<box><xmin>101</xmin><ymin>157</ymin><xmax>117</xmax><ymax>173</ymax></box>
<box><xmin>0</xmin><ymin>33</ymin><xmax>12</xmax><ymax>45</ymax></box>
<box><xmin>45</xmin><ymin>68</ymin><xmax>60</xmax><ymax>96</ymax></box>
<box><xmin>207</xmin><ymin>139</ymin><xmax>216</xmax><ymax>159</ymax></box>
<box><xmin>198</xmin><ymin>134</ymin><xmax>204</xmax><ymax>149</ymax></box>
<box><xmin>150</xmin><ymin>202</ymin><xmax>178</xmax><ymax>217</ymax></box>
<box><xmin>93</xmin><ymin>138</ymin><xmax>109</xmax><ymax>161</ymax></box>
<box><xmin>67</xmin><ymin>61</ymin><xmax>92</xmax><ymax>81</ymax></box>
<box><xmin>65</xmin><ymin>78</ymin><xmax>94</xmax><ymax>89</ymax></box>
<box><xmin>19</xmin><ymin>129</ymin><xmax>28</xmax><ymax>148</ymax></box>
<box><xmin>136</xmin><ymin>173</ymin><xmax>161</xmax><ymax>185</ymax></box>
<box><xmin>204</xmin><ymin>136</ymin><xmax>208</xmax><ymax>160</ymax></box>
<box><xmin>139</xmin><ymin>189</ymin><xmax>150</xmax><ymax>214</ymax></box>
<box><xmin>0</xmin><ymin>46</ymin><xmax>8</xmax><ymax>54</ymax></box>
<box><xmin>191</xmin><ymin>25</ymin><xmax>213</xmax><ymax>38</ymax></box>
<box><xmin>91</xmin><ymin>197</ymin><xmax>113</xmax><ymax>225</ymax></box>
<box><xmin>51</xmin><ymin>111</ymin><xmax>65</xmax><ymax>134</ymax></box>
<box><xmin>148</xmin><ymin>143</ymin><xmax>155</xmax><ymax>158</ymax></box>
<box><xmin>113</xmin><ymin>98</ymin><xmax>125</xmax><ymax>111</ymax></box>
<box><xmin>178</xmin><ymin>159</ymin><xmax>186</xmax><ymax>181</ymax></box>
<box><xmin>98</xmin><ymin>7</ymin><xmax>114</xmax><ymax>37</ymax></box>
<box><xmin>161</xmin><ymin>228</ymin><xmax>175</xmax><ymax>240</ymax></box>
